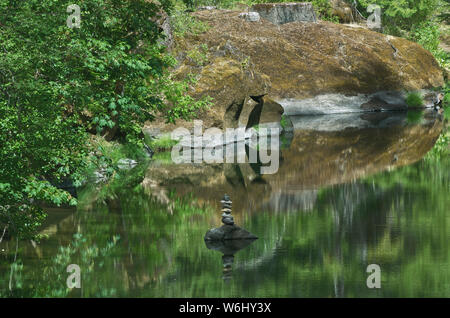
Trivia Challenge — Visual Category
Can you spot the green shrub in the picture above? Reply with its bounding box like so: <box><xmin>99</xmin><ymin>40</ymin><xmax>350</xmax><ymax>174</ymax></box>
<box><xmin>171</xmin><ymin>9</ymin><xmax>210</xmax><ymax>37</ymax></box>
<box><xmin>0</xmin><ymin>0</ymin><xmax>210</xmax><ymax>239</ymax></box>
<box><xmin>146</xmin><ymin>135</ymin><xmax>179</xmax><ymax>152</ymax></box>
<box><xmin>405</xmin><ymin>92</ymin><xmax>424</xmax><ymax>108</ymax></box>
<box><xmin>310</xmin><ymin>0</ymin><xmax>340</xmax><ymax>22</ymax></box>
<box><xmin>410</xmin><ymin>22</ymin><xmax>441</xmax><ymax>52</ymax></box>
<box><xmin>186</xmin><ymin>44</ymin><xmax>209</xmax><ymax>66</ymax></box>
<box><xmin>356</xmin><ymin>0</ymin><xmax>440</xmax><ymax>34</ymax></box>
<box><xmin>408</xmin><ymin>21</ymin><xmax>449</xmax><ymax>69</ymax></box>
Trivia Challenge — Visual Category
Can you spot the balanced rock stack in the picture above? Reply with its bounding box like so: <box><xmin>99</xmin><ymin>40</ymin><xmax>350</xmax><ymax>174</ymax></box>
<box><xmin>221</xmin><ymin>194</ymin><xmax>234</xmax><ymax>225</ymax></box>
<box><xmin>204</xmin><ymin>194</ymin><xmax>258</xmax><ymax>241</ymax></box>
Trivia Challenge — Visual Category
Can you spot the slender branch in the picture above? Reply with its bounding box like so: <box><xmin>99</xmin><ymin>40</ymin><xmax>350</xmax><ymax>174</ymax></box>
<box><xmin>8</xmin><ymin>237</ymin><xmax>19</xmax><ymax>292</ymax></box>
<box><xmin>0</xmin><ymin>225</ymin><xmax>7</xmax><ymax>244</ymax></box>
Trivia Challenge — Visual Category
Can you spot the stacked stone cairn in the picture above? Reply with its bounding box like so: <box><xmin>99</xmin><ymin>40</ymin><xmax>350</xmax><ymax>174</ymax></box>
<box><xmin>204</xmin><ymin>194</ymin><xmax>258</xmax><ymax>241</ymax></box>
<box><xmin>221</xmin><ymin>194</ymin><xmax>234</xmax><ymax>225</ymax></box>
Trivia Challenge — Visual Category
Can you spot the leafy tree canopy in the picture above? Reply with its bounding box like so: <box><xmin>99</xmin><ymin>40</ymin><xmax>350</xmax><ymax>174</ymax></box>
<box><xmin>0</xmin><ymin>0</ymin><xmax>209</xmax><ymax>238</ymax></box>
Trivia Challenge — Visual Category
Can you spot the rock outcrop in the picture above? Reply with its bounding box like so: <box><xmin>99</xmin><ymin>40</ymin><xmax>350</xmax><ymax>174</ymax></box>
<box><xmin>147</xmin><ymin>9</ymin><xmax>444</xmax><ymax>133</ymax></box>
<box><xmin>174</xmin><ymin>9</ymin><xmax>444</xmax><ymax>105</ymax></box>
<box><xmin>245</xmin><ymin>96</ymin><xmax>284</xmax><ymax>129</ymax></box>
<box><xmin>251</xmin><ymin>2</ymin><xmax>317</xmax><ymax>24</ymax></box>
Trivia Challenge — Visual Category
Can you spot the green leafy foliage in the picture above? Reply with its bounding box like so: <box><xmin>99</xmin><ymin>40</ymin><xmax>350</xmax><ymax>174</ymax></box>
<box><xmin>0</xmin><ymin>0</ymin><xmax>210</xmax><ymax>238</ymax></box>
<box><xmin>352</xmin><ymin>1</ymin><xmax>449</xmax><ymax>69</ymax></box>
<box><xmin>356</xmin><ymin>0</ymin><xmax>440</xmax><ymax>34</ymax></box>
<box><xmin>186</xmin><ymin>44</ymin><xmax>209</xmax><ymax>66</ymax></box>
<box><xmin>1</xmin><ymin>233</ymin><xmax>120</xmax><ymax>297</ymax></box>
<box><xmin>310</xmin><ymin>0</ymin><xmax>340</xmax><ymax>22</ymax></box>
<box><xmin>405</xmin><ymin>91</ymin><xmax>424</xmax><ymax>107</ymax></box>
<box><xmin>171</xmin><ymin>9</ymin><xmax>210</xmax><ymax>37</ymax></box>
<box><xmin>409</xmin><ymin>22</ymin><xmax>450</xmax><ymax>69</ymax></box>
<box><xmin>145</xmin><ymin>134</ymin><xmax>179</xmax><ymax>152</ymax></box>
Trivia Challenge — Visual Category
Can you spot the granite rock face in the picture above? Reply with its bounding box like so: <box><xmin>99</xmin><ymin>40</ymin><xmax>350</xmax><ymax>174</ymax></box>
<box><xmin>251</xmin><ymin>2</ymin><xmax>317</xmax><ymax>25</ymax></box>
<box><xmin>245</xmin><ymin>96</ymin><xmax>284</xmax><ymax>129</ymax></box>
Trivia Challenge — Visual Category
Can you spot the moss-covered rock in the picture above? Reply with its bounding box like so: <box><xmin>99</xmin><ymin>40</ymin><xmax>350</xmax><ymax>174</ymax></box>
<box><xmin>179</xmin><ymin>9</ymin><xmax>443</xmax><ymax>100</ymax></box>
<box><xmin>149</xmin><ymin>9</ymin><xmax>443</xmax><ymax>132</ymax></box>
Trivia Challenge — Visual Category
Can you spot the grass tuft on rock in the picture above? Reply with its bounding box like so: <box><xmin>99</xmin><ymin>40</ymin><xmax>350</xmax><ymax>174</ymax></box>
<box><xmin>405</xmin><ymin>92</ymin><xmax>424</xmax><ymax>108</ymax></box>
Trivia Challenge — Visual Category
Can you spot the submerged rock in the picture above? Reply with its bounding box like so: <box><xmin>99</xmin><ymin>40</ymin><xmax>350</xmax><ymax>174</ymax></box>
<box><xmin>204</xmin><ymin>224</ymin><xmax>258</xmax><ymax>241</ymax></box>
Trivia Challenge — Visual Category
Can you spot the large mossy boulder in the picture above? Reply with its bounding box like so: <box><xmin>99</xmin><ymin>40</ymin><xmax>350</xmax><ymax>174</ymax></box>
<box><xmin>188</xmin><ymin>57</ymin><xmax>270</xmax><ymax>128</ymax></box>
<box><xmin>147</xmin><ymin>9</ymin><xmax>444</xmax><ymax>133</ymax></box>
<box><xmin>176</xmin><ymin>9</ymin><xmax>443</xmax><ymax>101</ymax></box>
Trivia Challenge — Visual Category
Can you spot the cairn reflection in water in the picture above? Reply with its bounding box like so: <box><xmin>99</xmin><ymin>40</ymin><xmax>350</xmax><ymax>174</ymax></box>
<box><xmin>204</xmin><ymin>195</ymin><xmax>258</xmax><ymax>281</ymax></box>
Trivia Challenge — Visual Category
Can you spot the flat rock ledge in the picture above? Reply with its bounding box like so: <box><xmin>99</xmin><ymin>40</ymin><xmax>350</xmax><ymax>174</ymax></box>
<box><xmin>204</xmin><ymin>224</ymin><xmax>258</xmax><ymax>241</ymax></box>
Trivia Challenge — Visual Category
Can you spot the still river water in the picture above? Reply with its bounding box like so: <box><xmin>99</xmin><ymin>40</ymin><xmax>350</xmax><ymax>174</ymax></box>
<box><xmin>1</xmin><ymin>110</ymin><xmax>449</xmax><ymax>297</ymax></box>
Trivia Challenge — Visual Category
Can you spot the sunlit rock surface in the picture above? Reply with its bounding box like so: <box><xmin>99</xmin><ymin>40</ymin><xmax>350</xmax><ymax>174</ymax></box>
<box><xmin>173</xmin><ymin>9</ymin><xmax>443</xmax><ymax>111</ymax></box>
<box><xmin>146</xmin><ymin>9</ymin><xmax>443</xmax><ymax>133</ymax></box>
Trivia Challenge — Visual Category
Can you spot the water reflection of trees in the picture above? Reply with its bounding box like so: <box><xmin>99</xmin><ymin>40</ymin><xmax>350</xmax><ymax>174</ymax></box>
<box><xmin>236</xmin><ymin>158</ymin><xmax>450</xmax><ymax>297</ymax></box>
<box><xmin>1</xmin><ymin>155</ymin><xmax>448</xmax><ymax>297</ymax></box>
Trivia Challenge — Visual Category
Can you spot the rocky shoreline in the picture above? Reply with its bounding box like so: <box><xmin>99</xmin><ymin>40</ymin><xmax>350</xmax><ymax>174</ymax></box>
<box><xmin>145</xmin><ymin>6</ymin><xmax>444</xmax><ymax>137</ymax></box>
